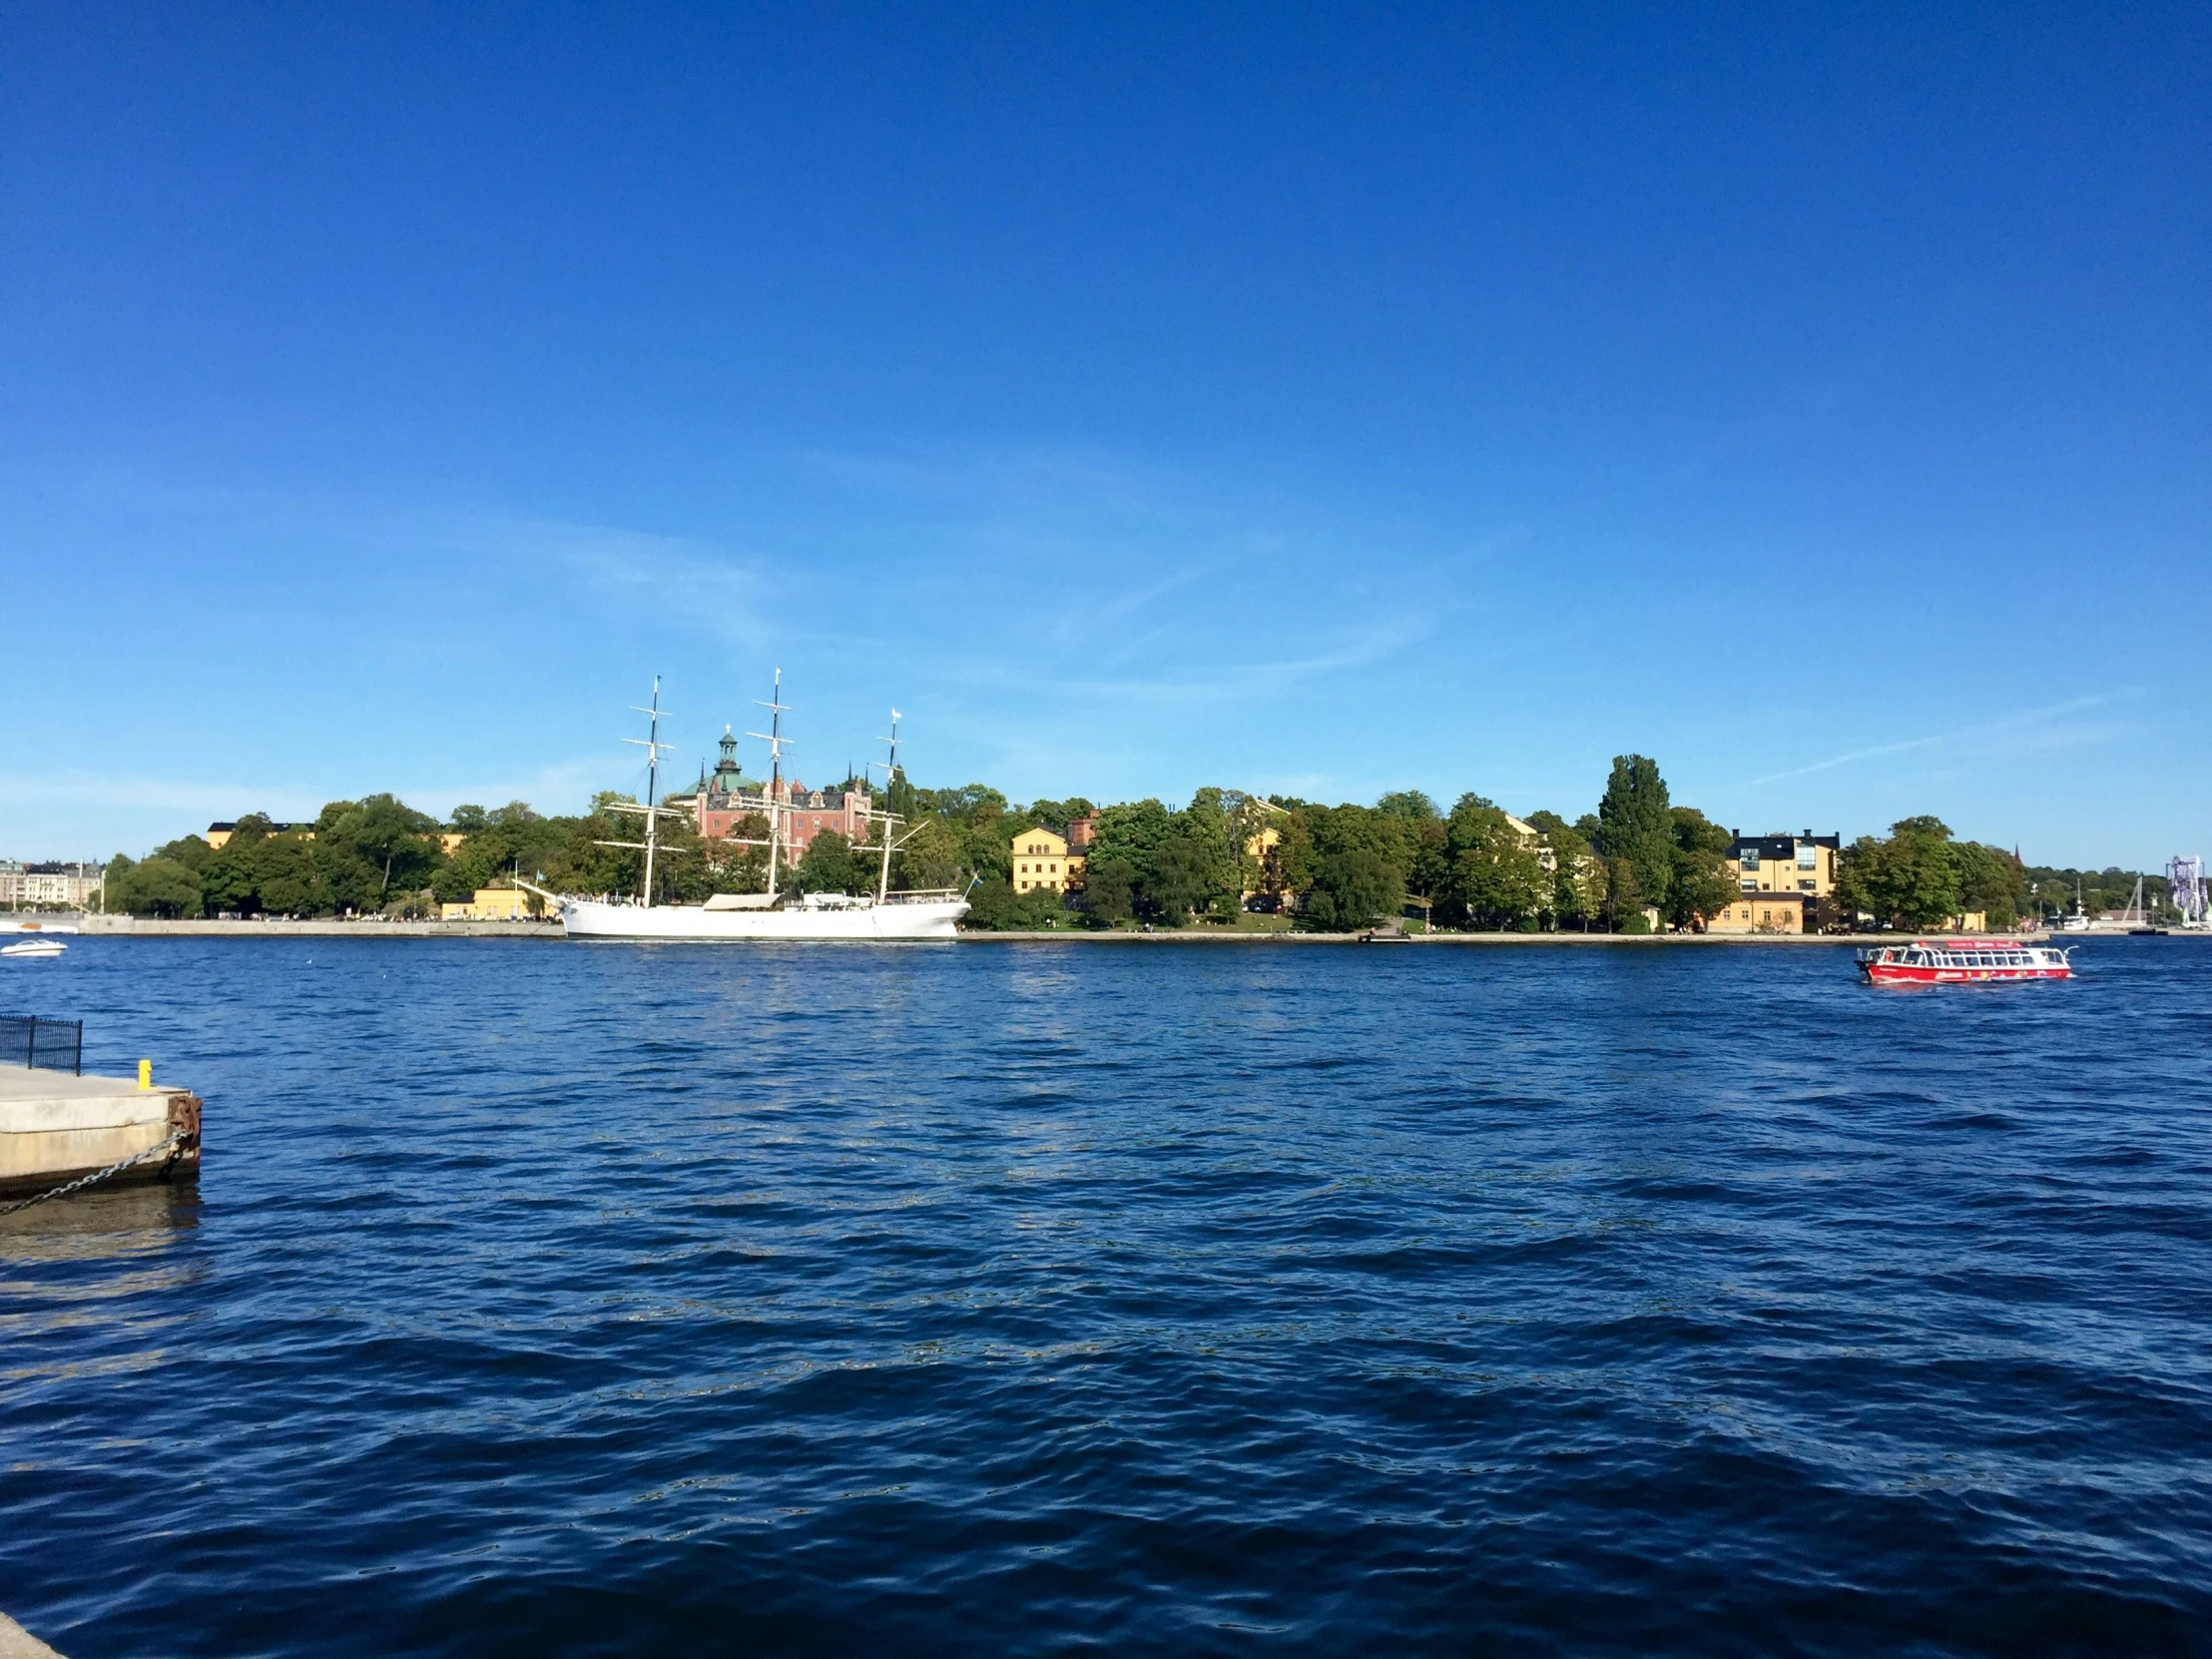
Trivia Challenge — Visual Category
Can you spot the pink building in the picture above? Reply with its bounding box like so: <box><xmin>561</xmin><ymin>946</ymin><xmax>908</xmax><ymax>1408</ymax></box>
<box><xmin>676</xmin><ymin>728</ymin><xmax>872</xmax><ymax>857</ymax></box>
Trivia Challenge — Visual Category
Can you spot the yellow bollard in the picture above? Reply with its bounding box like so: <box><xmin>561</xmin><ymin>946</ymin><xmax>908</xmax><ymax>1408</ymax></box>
<box><xmin>138</xmin><ymin>1059</ymin><xmax>153</xmax><ymax>1090</ymax></box>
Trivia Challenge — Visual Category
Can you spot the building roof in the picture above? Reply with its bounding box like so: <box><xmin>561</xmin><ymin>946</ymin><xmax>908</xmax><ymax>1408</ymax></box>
<box><xmin>1729</xmin><ymin>831</ymin><xmax>1841</xmax><ymax>857</ymax></box>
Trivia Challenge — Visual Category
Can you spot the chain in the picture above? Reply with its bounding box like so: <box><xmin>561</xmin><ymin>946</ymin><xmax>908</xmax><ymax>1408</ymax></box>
<box><xmin>0</xmin><ymin>1133</ymin><xmax>186</xmax><ymax>1218</ymax></box>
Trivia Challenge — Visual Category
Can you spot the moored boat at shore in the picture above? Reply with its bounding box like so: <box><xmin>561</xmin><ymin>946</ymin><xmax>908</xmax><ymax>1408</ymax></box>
<box><xmin>525</xmin><ymin>671</ymin><xmax>969</xmax><ymax>943</ymax></box>
<box><xmin>553</xmin><ymin>888</ymin><xmax>968</xmax><ymax>941</ymax></box>
<box><xmin>1856</xmin><ymin>938</ymin><xmax>2072</xmax><ymax>985</ymax></box>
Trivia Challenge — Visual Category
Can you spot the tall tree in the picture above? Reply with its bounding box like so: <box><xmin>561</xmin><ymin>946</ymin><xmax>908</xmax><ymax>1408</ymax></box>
<box><xmin>1836</xmin><ymin>817</ymin><xmax>1963</xmax><ymax>929</ymax></box>
<box><xmin>892</xmin><ymin>819</ymin><xmax>963</xmax><ymax>891</ymax></box>
<box><xmin>105</xmin><ymin>854</ymin><xmax>205</xmax><ymax>918</ymax></box>
<box><xmin>1437</xmin><ymin>795</ymin><xmax>1546</xmax><ymax>928</ymax></box>
<box><xmin>1082</xmin><ymin>858</ymin><xmax>1137</xmax><ymax>925</ymax></box>
<box><xmin>1303</xmin><ymin>847</ymin><xmax>1402</xmax><ymax>930</ymax></box>
<box><xmin>1596</xmin><ymin>755</ymin><xmax>1673</xmax><ymax>920</ymax></box>
<box><xmin>794</xmin><ymin>830</ymin><xmax>862</xmax><ymax>895</ymax></box>
<box><xmin>1666</xmin><ymin>809</ymin><xmax>1738</xmax><ymax>931</ymax></box>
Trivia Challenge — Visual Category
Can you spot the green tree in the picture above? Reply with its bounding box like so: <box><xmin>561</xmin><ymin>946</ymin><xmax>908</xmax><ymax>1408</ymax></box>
<box><xmin>1376</xmin><ymin>791</ymin><xmax>1438</xmax><ymax>821</ymax></box>
<box><xmin>1836</xmin><ymin>817</ymin><xmax>1963</xmax><ymax>929</ymax></box>
<box><xmin>1437</xmin><ymin>794</ymin><xmax>1547</xmax><ymax>928</ymax></box>
<box><xmin>795</xmin><ymin>830</ymin><xmax>862</xmax><ymax>894</ymax></box>
<box><xmin>893</xmin><ymin>818</ymin><xmax>963</xmax><ymax>890</ymax></box>
<box><xmin>201</xmin><ymin>815</ymin><xmax>276</xmax><ymax>914</ymax></box>
<box><xmin>1175</xmin><ymin>788</ymin><xmax>1246</xmax><ymax>920</ymax></box>
<box><xmin>1666</xmin><ymin>808</ymin><xmax>1737</xmax><ymax>931</ymax></box>
<box><xmin>312</xmin><ymin>795</ymin><xmax>445</xmax><ymax>912</ymax></box>
<box><xmin>257</xmin><ymin>834</ymin><xmax>326</xmax><ymax>915</ymax></box>
<box><xmin>106</xmin><ymin>854</ymin><xmax>205</xmax><ymax>918</ymax></box>
<box><xmin>911</xmin><ymin>784</ymin><xmax>1013</xmax><ymax>882</ymax></box>
<box><xmin>1954</xmin><ymin>841</ymin><xmax>2025</xmax><ymax>926</ymax></box>
<box><xmin>1082</xmin><ymin>857</ymin><xmax>1137</xmax><ymax>926</ymax></box>
<box><xmin>963</xmin><ymin>877</ymin><xmax>1017</xmax><ymax>929</ymax></box>
<box><xmin>1304</xmin><ymin>847</ymin><xmax>1402</xmax><ymax>930</ymax></box>
<box><xmin>1527</xmin><ymin>813</ymin><xmax>1602</xmax><ymax>928</ymax></box>
<box><xmin>1012</xmin><ymin>884</ymin><xmax>1068</xmax><ymax>928</ymax></box>
<box><xmin>1596</xmin><ymin>755</ymin><xmax>1673</xmax><ymax>918</ymax></box>
<box><xmin>1604</xmin><ymin>857</ymin><xmax>1648</xmax><ymax>932</ymax></box>
<box><xmin>1145</xmin><ymin>835</ymin><xmax>1213</xmax><ymax>925</ymax></box>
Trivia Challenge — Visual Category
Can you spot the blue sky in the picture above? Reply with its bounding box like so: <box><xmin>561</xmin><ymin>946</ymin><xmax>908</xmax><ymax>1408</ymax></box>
<box><xmin>3</xmin><ymin>4</ymin><xmax>2205</xmax><ymax>867</ymax></box>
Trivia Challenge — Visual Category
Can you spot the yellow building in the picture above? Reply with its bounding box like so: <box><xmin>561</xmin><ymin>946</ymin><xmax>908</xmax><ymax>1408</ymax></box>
<box><xmin>1705</xmin><ymin>892</ymin><xmax>1808</xmax><ymax>933</ymax></box>
<box><xmin>208</xmin><ymin>823</ymin><xmax>460</xmax><ymax>853</ymax></box>
<box><xmin>440</xmin><ymin>886</ymin><xmax>535</xmax><ymax>921</ymax></box>
<box><xmin>1011</xmin><ymin>828</ymin><xmax>1086</xmax><ymax>895</ymax></box>
<box><xmin>206</xmin><ymin>821</ymin><xmax>315</xmax><ymax>850</ymax></box>
<box><xmin>1717</xmin><ymin>830</ymin><xmax>1841</xmax><ymax>928</ymax></box>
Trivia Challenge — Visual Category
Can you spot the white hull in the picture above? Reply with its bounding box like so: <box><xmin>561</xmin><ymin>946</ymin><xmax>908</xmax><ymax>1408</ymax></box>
<box><xmin>557</xmin><ymin>896</ymin><xmax>967</xmax><ymax>941</ymax></box>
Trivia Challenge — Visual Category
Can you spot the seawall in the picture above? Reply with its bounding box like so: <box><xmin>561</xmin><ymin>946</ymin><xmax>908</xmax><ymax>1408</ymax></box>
<box><xmin>73</xmin><ymin>917</ymin><xmax>560</xmax><ymax>937</ymax></box>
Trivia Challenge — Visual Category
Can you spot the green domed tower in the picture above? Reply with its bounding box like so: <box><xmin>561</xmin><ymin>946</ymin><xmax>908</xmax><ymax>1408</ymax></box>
<box><xmin>709</xmin><ymin>726</ymin><xmax>749</xmax><ymax>798</ymax></box>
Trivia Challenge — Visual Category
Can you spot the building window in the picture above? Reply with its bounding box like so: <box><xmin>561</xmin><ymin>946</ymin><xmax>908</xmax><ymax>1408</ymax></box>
<box><xmin>1741</xmin><ymin>848</ymin><xmax>1760</xmax><ymax>871</ymax></box>
<box><xmin>1797</xmin><ymin>844</ymin><xmax>1818</xmax><ymax>869</ymax></box>
<box><xmin>1742</xmin><ymin>879</ymin><xmax>1758</xmax><ymax>891</ymax></box>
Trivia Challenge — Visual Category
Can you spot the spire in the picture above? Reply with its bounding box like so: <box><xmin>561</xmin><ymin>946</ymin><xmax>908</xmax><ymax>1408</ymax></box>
<box><xmin>711</xmin><ymin>723</ymin><xmax>745</xmax><ymax>794</ymax></box>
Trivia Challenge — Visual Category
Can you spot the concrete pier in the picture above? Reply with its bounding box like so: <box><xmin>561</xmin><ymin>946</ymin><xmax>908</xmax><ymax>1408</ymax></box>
<box><xmin>0</xmin><ymin>1611</ymin><xmax>62</xmax><ymax>1657</ymax></box>
<box><xmin>0</xmin><ymin>1067</ymin><xmax>201</xmax><ymax>1199</ymax></box>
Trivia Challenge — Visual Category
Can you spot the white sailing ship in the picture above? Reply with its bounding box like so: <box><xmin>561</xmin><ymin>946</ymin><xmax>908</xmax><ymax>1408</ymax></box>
<box><xmin>523</xmin><ymin>674</ymin><xmax>968</xmax><ymax>942</ymax></box>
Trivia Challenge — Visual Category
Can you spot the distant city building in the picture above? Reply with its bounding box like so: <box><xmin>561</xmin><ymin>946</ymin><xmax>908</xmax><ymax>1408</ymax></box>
<box><xmin>1011</xmin><ymin>827</ymin><xmax>1087</xmax><ymax>895</ymax></box>
<box><xmin>0</xmin><ymin>860</ymin><xmax>106</xmax><ymax>909</ymax></box>
<box><xmin>1706</xmin><ymin>830</ymin><xmax>1842</xmax><ymax>932</ymax></box>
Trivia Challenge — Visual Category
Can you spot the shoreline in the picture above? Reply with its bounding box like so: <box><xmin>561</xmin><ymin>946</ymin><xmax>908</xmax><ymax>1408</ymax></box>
<box><xmin>33</xmin><ymin>916</ymin><xmax>2118</xmax><ymax>945</ymax></box>
<box><xmin>957</xmin><ymin>929</ymin><xmax>2057</xmax><ymax>945</ymax></box>
<box><xmin>69</xmin><ymin>916</ymin><xmax>561</xmax><ymax>937</ymax></box>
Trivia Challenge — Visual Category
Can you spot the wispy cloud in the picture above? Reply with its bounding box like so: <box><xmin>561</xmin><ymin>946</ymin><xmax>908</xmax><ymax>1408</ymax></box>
<box><xmin>0</xmin><ymin>757</ymin><xmax>621</xmax><ymax>828</ymax></box>
<box><xmin>1731</xmin><ymin>694</ymin><xmax>2134</xmax><ymax>789</ymax></box>
<box><xmin>0</xmin><ymin>773</ymin><xmax>323</xmax><ymax>819</ymax></box>
<box><xmin>558</xmin><ymin>525</ymin><xmax>772</xmax><ymax>650</ymax></box>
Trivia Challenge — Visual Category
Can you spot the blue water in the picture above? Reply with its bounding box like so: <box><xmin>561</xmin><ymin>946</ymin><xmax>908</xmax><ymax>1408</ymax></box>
<box><xmin>3</xmin><ymin>937</ymin><xmax>2209</xmax><ymax>1656</ymax></box>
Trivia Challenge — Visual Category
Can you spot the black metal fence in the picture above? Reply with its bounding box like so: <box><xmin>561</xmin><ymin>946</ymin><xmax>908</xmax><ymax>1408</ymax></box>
<box><xmin>0</xmin><ymin>1015</ymin><xmax>83</xmax><ymax>1075</ymax></box>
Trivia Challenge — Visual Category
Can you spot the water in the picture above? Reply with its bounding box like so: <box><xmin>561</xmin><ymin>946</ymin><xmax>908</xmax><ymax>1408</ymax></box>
<box><xmin>3</xmin><ymin>936</ymin><xmax>2209</xmax><ymax>1656</ymax></box>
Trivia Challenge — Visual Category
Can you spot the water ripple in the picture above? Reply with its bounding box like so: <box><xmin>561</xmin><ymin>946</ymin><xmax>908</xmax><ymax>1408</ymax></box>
<box><xmin>2</xmin><ymin>936</ymin><xmax>2209</xmax><ymax>1655</ymax></box>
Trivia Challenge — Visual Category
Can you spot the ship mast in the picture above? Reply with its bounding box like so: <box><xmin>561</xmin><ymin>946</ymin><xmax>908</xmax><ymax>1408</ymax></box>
<box><xmin>596</xmin><ymin>677</ymin><xmax>683</xmax><ymax>906</ymax></box>
<box><xmin>870</xmin><ymin>708</ymin><xmax>902</xmax><ymax>902</ymax></box>
<box><xmin>747</xmin><ymin>668</ymin><xmax>793</xmax><ymax>896</ymax></box>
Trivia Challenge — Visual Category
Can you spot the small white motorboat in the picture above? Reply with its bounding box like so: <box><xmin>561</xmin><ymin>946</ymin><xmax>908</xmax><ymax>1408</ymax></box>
<box><xmin>1</xmin><ymin>939</ymin><xmax>67</xmax><ymax>958</ymax></box>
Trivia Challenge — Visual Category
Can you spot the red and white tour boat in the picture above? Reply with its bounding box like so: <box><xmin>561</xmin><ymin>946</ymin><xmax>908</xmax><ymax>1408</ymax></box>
<box><xmin>1856</xmin><ymin>938</ymin><xmax>2073</xmax><ymax>985</ymax></box>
